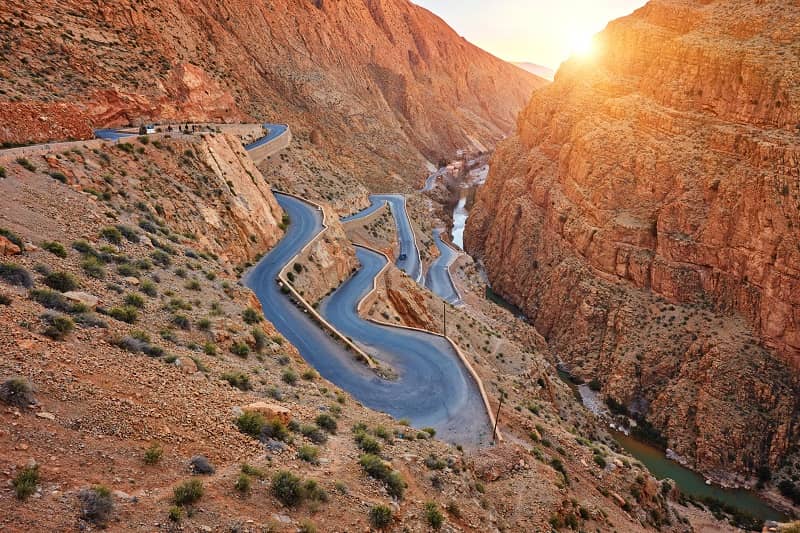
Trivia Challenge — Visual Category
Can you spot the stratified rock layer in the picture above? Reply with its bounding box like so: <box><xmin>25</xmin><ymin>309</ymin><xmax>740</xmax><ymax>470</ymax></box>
<box><xmin>466</xmin><ymin>0</ymin><xmax>799</xmax><ymax>482</ymax></box>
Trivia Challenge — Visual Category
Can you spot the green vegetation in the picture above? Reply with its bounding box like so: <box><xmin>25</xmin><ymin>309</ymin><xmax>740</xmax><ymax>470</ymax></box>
<box><xmin>144</xmin><ymin>443</ymin><xmax>163</xmax><ymax>465</ymax></box>
<box><xmin>173</xmin><ymin>479</ymin><xmax>204</xmax><ymax>506</ymax></box>
<box><xmin>108</xmin><ymin>305</ymin><xmax>138</xmax><ymax>323</ymax></box>
<box><xmin>78</xmin><ymin>485</ymin><xmax>114</xmax><ymax>526</ymax></box>
<box><xmin>42</xmin><ymin>313</ymin><xmax>75</xmax><ymax>340</ymax></box>
<box><xmin>43</xmin><ymin>271</ymin><xmax>78</xmax><ymax>292</ymax></box>
<box><xmin>222</xmin><ymin>372</ymin><xmax>251</xmax><ymax>391</ymax></box>
<box><xmin>369</xmin><ymin>504</ymin><xmax>393</xmax><ymax>530</ymax></box>
<box><xmin>124</xmin><ymin>293</ymin><xmax>145</xmax><ymax>308</ymax></box>
<box><xmin>81</xmin><ymin>256</ymin><xmax>106</xmax><ymax>279</ymax></box>
<box><xmin>0</xmin><ymin>377</ymin><xmax>35</xmax><ymax>408</ymax></box>
<box><xmin>282</xmin><ymin>368</ymin><xmax>298</xmax><ymax>385</ymax></box>
<box><xmin>242</xmin><ymin>307</ymin><xmax>263</xmax><ymax>324</ymax></box>
<box><xmin>315</xmin><ymin>413</ymin><xmax>337</xmax><ymax>434</ymax></box>
<box><xmin>0</xmin><ymin>263</ymin><xmax>33</xmax><ymax>287</ymax></box>
<box><xmin>48</xmin><ymin>171</ymin><xmax>67</xmax><ymax>183</ymax></box>
<box><xmin>41</xmin><ymin>241</ymin><xmax>67</xmax><ymax>258</ymax></box>
<box><xmin>12</xmin><ymin>464</ymin><xmax>39</xmax><ymax>500</ymax></box>
<box><xmin>424</xmin><ymin>501</ymin><xmax>444</xmax><ymax>529</ymax></box>
<box><xmin>16</xmin><ymin>157</ymin><xmax>36</xmax><ymax>171</ymax></box>
<box><xmin>297</xmin><ymin>444</ymin><xmax>320</xmax><ymax>464</ymax></box>
<box><xmin>271</xmin><ymin>471</ymin><xmax>327</xmax><ymax>507</ymax></box>
<box><xmin>354</xmin><ymin>431</ymin><xmax>381</xmax><ymax>454</ymax></box>
<box><xmin>235</xmin><ymin>472</ymin><xmax>252</xmax><ymax>493</ymax></box>
<box><xmin>359</xmin><ymin>454</ymin><xmax>405</xmax><ymax>498</ymax></box>
<box><xmin>231</xmin><ymin>341</ymin><xmax>250</xmax><ymax>357</ymax></box>
<box><xmin>236</xmin><ymin>411</ymin><xmax>266</xmax><ymax>437</ymax></box>
<box><xmin>100</xmin><ymin>226</ymin><xmax>123</xmax><ymax>245</ymax></box>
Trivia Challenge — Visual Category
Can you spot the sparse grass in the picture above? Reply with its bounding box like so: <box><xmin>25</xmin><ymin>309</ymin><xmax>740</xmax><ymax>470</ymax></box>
<box><xmin>81</xmin><ymin>256</ymin><xmax>106</xmax><ymax>279</ymax></box>
<box><xmin>12</xmin><ymin>464</ymin><xmax>39</xmax><ymax>500</ymax></box>
<box><xmin>235</xmin><ymin>473</ymin><xmax>252</xmax><ymax>494</ymax></box>
<box><xmin>139</xmin><ymin>280</ymin><xmax>157</xmax><ymax>297</ymax></box>
<box><xmin>42</xmin><ymin>312</ymin><xmax>74</xmax><ymax>340</ymax></box>
<box><xmin>369</xmin><ymin>504</ymin><xmax>393</xmax><ymax>530</ymax></box>
<box><xmin>241</xmin><ymin>463</ymin><xmax>266</xmax><ymax>478</ymax></box>
<box><xmin>282</xmin><ymin>368</ymin><xmax>298</xmax><ymax>385</ymax></box>
<box><xmin>43</xmin><ymin>271</ymin><xmax>78</xmax><ymax>292</ymax></box>
<box><xmin>315</xmin><ymin>413</ymin><xmax>337</xmax><ymax>434</ymax></box>
<box><xmin>0</xmin><ymin>263</ymin><xmax>33</xmax><ymax>287</ymax></box>
<box><xmin>236</xmin><ymin>411</ymin><xmax>265</xmax><ymax>437</ymax></box>
<box><xmin>16</xmin><ymin>157</ymin><xmax>36</xmax><ymax>171</ymax></box>
<box><xmin>41</xmin><ymin>241</ymin><xmax>67</xmax><ymax>258</ymax></box>
<box><xmin>0</xmin><ymin>377</ymin><xmax>35</xmax><ymax>407</ymax></box>
<box><xmin>173</xmin><ymin>479</ymin><xmax>203</xmax><ymax>506</ymax></box>
<box><xmin>271</xmin><ymin>470</ymin><xmax>304</xmax><ymax>507</ymax></box>
<box><xmin>231</xmin><ymin>341</ymin><xmax>250</xmax><ymax>357</ymax></box>
<box><xmin>355</xmin><ymin>432</ymin><xmax>381</xmax><ymax>454</ymax></box>
<box><xmin>109</xmin><ymin>305</ymin><xmax>138</xmax><ymax>323</ymax></box>
<box><xmin>261</xmin><ymin>418</ymin><xmax>291</xmax><ymax>442</ymax></box>
<box><xmin>298</xmin><ymin>445</ymin><xmax>320</xmax><ymax>464</ymax></box>
<box><xmin>203</xmin><ymin>342</ymin><xmax>217</xmax><ymax>356</ymax></box>
<box><xmin>359</xmin><ymin>454</ymin><xmax>405</xmax><ymax>498</ymax></box>
<box><xmin>124</xmin><ymin>293</ymin><xmax>145</xmax><ymax>308</ymax></box>
<box><xmin>78</xmin><ymin>485</ymin><xmax>114</xmax><ymax>526</ymax></box>
<box><xmin>242</xmin><ymin>307</ymin><xmax>263</xmax><ymax>324</ymax></box>
<box><xmin>100</xmin><ymin>226</ymin><xmax>123</xmax><ymax>245</ymax></box>
<box><xmin>144</xmin><ymin>443</ymin><xmax>163</xmax><ymax>465</ymax></box>
<box><xmin>424</xmin><ymin>501</ymin><xmax>444</xmax><ymax>529</ymax></box>
<box><xmin>302</xmin><ymin>368</ymin><xmax>318</xmax><ymax>381</ymax></box>
<box><xmin>222</xmin><ymin>372</ymin><xmax>252</xmax><ymax>391</ymax></box>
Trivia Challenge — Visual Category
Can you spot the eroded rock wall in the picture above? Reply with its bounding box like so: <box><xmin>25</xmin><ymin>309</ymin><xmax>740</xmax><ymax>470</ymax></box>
<box><xmin>465</xmin><ymin>0</ymin><xmax>800</xmax><ymax>481</ymax></box>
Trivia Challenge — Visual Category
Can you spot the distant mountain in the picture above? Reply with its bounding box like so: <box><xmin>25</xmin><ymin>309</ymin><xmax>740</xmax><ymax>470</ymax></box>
<box><xmin>514</xmin><ymin>62</ymin><xmax>555</xmax><ymax>81</ymax></box>
<box><xmin>0</xmin><ymin>0</ymin><xmax>545</xmax><ymax>188</ymax></box>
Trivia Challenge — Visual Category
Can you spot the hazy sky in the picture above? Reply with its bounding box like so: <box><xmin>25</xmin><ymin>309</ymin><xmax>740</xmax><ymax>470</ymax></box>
<box><xmin>412</xmin><ymin>1</ymin><xmax>647</xmax><ymax>70</ymax></box>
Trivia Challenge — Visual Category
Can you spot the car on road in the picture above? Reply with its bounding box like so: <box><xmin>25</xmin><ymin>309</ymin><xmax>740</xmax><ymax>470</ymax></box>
<box><xmin>398</xmin><ymin>254</ymin><xmax>407</xmax><ymax>261</ymax></box>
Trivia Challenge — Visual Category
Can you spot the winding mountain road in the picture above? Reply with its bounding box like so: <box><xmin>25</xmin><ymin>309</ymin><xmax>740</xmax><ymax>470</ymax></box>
<box><xmin>244</xmin><ymin>124</ymin><xmax>289</xmax><ymax>150</ymax></box>
<box><xmin>425</xmin><ymin>229</ymin><xmax>461</xmax><ymax>304</ymax></box>
<box><xmin>342</xmin><ymin>194</ymin><xmax>422</xmax><ymax>283</ymax></box>
<box><xmin>244</xmin><ymin>194</ymin><xmax>491</xmax><ymax>446</ymax></box>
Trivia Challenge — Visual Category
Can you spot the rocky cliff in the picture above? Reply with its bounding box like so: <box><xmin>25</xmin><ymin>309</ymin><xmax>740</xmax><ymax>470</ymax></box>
<box><xmin>0</xmin><ymin>0</ymin><xmax>544</xmax><ymax>188</ymax></box>
<box><xmin>466</xmin><ymin>0</ymin><xmax>800</xmax><ymax>484</ymax></box>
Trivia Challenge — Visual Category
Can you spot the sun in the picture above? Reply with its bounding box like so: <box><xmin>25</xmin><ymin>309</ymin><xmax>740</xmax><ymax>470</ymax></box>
<box><xmin>568</xmin><ymin>31</ymin><xmax>596</xmax><ymax>58</ymax></box>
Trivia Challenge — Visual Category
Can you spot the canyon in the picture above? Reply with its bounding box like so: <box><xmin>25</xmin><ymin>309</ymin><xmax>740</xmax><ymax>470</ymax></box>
<box><xmin>466</xmin><ymin>0</ymin><xmax>800</xmax><ymax>488</ymax></box>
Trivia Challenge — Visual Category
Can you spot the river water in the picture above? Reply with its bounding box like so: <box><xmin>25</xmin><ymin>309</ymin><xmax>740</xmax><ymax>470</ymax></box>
<box><xmin>554</xmin><ymin>370</ymin><xmax>787</xmax><ymax>523</ymax></box>
<box><xmin>451</xmin><ymin>192</ymin><xmax>468</xmax><ymax>249</ymax></box>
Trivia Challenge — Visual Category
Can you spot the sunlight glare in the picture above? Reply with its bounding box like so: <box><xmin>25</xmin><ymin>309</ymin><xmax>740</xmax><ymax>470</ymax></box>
<box><xmin>568</xmin><ymin>31</ymin><xmax>596</xmax><ymax>58</ymax></box>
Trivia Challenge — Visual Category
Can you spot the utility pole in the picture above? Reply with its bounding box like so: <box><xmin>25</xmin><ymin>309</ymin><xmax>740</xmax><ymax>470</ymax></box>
<box><xmin>492</xmin><ymin>396</ymin><xmax>503</xmax><ymax>444</ymax></box>
<box><xmin>442</xmin><ymin>301</ymin><xmax>446</xmax><ymax>337</ymax></box>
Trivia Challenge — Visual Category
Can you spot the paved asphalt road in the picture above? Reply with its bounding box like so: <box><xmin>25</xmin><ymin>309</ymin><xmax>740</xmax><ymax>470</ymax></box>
<box><xmin>245</xmin><ymin>124</ymin><xmax>289</xmax><ymax>150</ymax></box>
<box><xmin>244</xmin><ymin>194</ymin><xmax>491</xmax><ymax>446</ymax></box>
<box><xmin>94</xmin><ymin>128</ymin><xmax>137</xmax><ymax>141</ymax></box>
<box><xmin>425</xmin><ymin>229</ymin><xmax>461</xmax><ymax>304</ymax></box>
<box><xmin>342</xmin><ymin>194</ymin><xmax>422</xmax><ymax>283</ymax></box>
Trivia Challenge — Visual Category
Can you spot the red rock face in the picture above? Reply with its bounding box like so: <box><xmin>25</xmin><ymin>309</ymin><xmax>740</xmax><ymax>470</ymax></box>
<box><xmin>0</xmin><ymin>0</ymin><xmax>545</xmax><ymax>185</ymax></box>
<box><xmin>466</xmin><ymin>0</ymin><xmax>799</xmax><ymax>480</ymax></box>
<box><xmin>0</xmin><ymin>102</ymin><xmax>93</xmax><ymax>145</ymax></box>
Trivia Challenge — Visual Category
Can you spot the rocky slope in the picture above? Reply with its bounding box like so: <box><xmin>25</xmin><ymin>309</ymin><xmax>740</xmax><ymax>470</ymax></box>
<box><xmin>0</xmin><ymin>130</ymin><xmax>726</xmax><ymax>532</ymax></box>
<box><xmin>0</xmin><ymin>0</ymin><xmax>545</xmax><ymax>188</ymax></box>
<box><xmin>466</xmin><ymin>0</ymin><xmax>800</xmax><ymax>486</ymax></box>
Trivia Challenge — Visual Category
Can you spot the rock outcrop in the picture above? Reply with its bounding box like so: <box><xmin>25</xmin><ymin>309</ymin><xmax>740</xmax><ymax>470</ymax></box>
<box><xmin>466</xmin><ymin>0</ymin><xmax>800</xmax><ymax>482</ymax></box>
<box><xmin>0</xmin><ymin>0</ymin><xmax>546</xmax><ymax>188</ymax></box>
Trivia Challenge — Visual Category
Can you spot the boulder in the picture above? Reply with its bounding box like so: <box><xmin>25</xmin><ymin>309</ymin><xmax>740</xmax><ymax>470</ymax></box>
<box><xmin>63</xmin><ymin>291</ymin><xmax>100</xmax><ymax>308</ymax></box>
<box><xmin>0</xmin><ymin>236</ymin><xmax>21</xmax><ymax>256</ymax></box>
<box><xmin>175</xmin><ymin>357</ymin><xmax>198</xmax><ymax>374</ymax></box>
<box><xmin>243</xmin><ymin>401</ymin><xmax>291</xmax><ymax>425</ymax></box>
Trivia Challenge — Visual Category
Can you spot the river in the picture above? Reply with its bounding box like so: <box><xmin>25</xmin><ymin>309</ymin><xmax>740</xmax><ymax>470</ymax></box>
<box><xmin>554</xmin><ymin>370</ymin><xmax>787</xmax><ymax>524</ymax></box>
